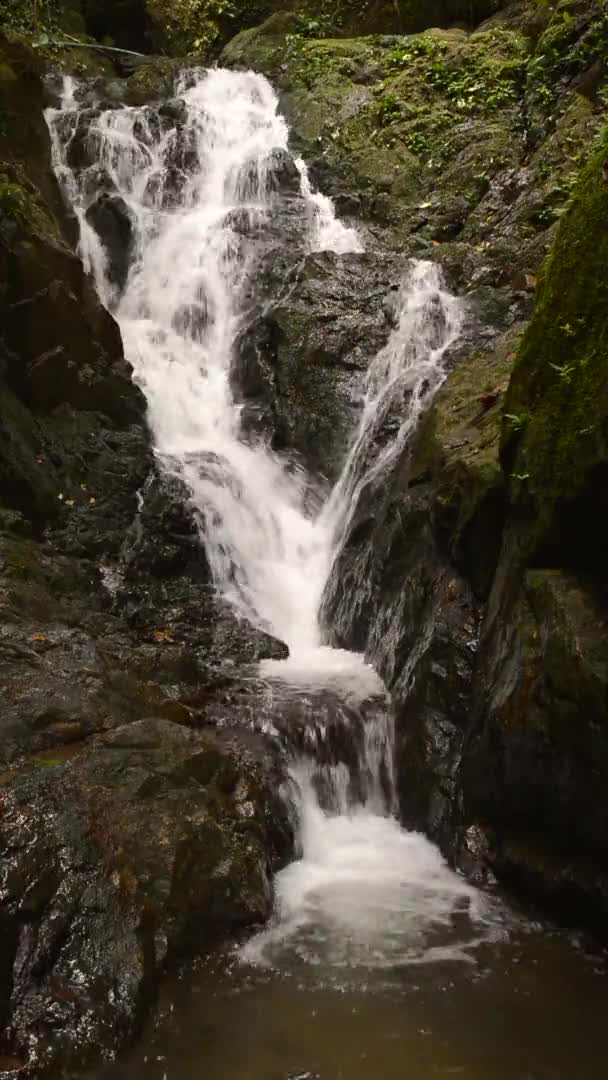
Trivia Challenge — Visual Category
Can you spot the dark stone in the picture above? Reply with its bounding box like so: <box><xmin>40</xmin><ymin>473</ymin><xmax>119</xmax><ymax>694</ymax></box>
<box><xmin>86</xmin><ymin>192</ymin><xmax>134</xmax><ymax>293</ymax></box>
<box><xmin>158</xmin><ymin>97</ymin><xmax>188</xmax><ymax>125</ymax></box>
<box><xmin>234</xmin><ymin>251</ymin><xmax>398</xmax><ymax>481</ymax></box>
<box><xmin>267</xmin><ymin>147</ymin><xmax>302</xmax><ymax>194</ymax></box>
<box><xmin>0</xmin><ymin>717</ymin><xmax>292</xmax><ymax>1076</ymax></box>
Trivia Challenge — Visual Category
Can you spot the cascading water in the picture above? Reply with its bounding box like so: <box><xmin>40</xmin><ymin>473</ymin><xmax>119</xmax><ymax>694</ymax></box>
<box><xmin>46</xmin><ymin>67</ymin><xmax>504</xmax><ymax>976</ymax></box>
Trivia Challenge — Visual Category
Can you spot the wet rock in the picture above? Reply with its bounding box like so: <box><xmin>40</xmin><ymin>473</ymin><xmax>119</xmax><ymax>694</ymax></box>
<box><xmin>268</xmin><ymin>147</ymin><xmax>302</xmax><ymax>193</ymax></box>
<box><xmin>0</xmin><ymin>717</ymin><xmax>292</xmax><ymax>1075</ymax></box>
<box><xmin>86</xmin><ymin>192</ymin><xmax>134</xmax><ymax>293</ymax></box>
<box><xmin>158</xmin><ymin>97</ymin><xmax>188</xmax><ymax>125</ymax></box>
<box><xmin>66</xmin><ymin>109</ymin><xmax>103</xmax><ymax>170</ymax></box>
<box><xmin>322</xmin><ymin>325</ymin><xmax>521</xmax><ymax>845</ymax></box>
<box><xmin>452</xmin><ymin>133</ymin><xmax>608</xmax><ymax>931</ymax></box>
<box><xmin>234</xmin><ymin>251</ymin><xmax>398</xmax><ymax>480</ymax></box>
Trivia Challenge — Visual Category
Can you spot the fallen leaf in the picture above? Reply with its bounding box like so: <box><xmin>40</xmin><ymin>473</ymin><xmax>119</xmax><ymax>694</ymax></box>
<box><xmin>153</xmin><ymin>629</ymin><xmax>175</xmax><ymax>643</ymax></box>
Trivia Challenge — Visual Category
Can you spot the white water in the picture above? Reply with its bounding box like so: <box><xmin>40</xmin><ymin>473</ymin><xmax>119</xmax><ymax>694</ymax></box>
<box><xmin>46</xmin><ymin>68</ymin><xmax>504</xmax><ymax>974</ymax></box>
<box><xmin>243</xmin><ymin>780</ymin><xmax>499</xmax><ymax>971</ymax></box>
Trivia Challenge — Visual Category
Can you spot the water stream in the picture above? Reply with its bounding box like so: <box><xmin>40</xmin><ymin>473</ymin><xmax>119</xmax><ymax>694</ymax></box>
<box><xmin>46</xmin><ymin>68</ymin><xmax>607</xmax><ymax>1080</ymax></box>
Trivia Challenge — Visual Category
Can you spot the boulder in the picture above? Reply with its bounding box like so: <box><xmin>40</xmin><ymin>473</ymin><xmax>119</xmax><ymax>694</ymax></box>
<box><xmin>0</xmin><ymin>717</ymin><xmax>292</xmax><ymax>1075</ymax></box>
<box><xmin>85</xmin><ymin>191</ymin><xmax>134</xmax><ymax>294</ymax></box>
<box><xmin>234</xmin><ymin>251</ymin><xmax>398</xmax><ymax>481</ymax></box>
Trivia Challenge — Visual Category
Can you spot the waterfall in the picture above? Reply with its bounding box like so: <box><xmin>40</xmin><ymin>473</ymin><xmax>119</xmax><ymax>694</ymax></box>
<box><xmin>46</xmin><ymin>68</ymin><xmax>504</xmax><ymax>972</ymax></box>
<box><xmin>323</xmin><ymin>261</ymin><xmax>463</xmax><ymax>552</ymax></box>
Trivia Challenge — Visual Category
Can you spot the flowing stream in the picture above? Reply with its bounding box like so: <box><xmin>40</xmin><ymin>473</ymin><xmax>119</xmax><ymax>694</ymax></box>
<box><xmin>46</xmin><ymin>68</ymin><xmax>607</xmax><ymax>1080</ymax></box>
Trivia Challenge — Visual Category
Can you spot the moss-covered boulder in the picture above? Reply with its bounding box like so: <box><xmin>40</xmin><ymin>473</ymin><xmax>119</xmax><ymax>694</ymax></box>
<box><xmin>456</xmin><ymin>124</ymin><xmax>608</xmax><ymax>931</ymax></box>
<box><xmin>502</xmin><ymin>125</ymin><xmax>608</xmax><ymax>560</ymax></box>
<box><xmin>413</xmin><ymin>325</ymin><xmax>522</xmax><ymax>595</ymax></box>
<box><xmin>222</xmin><ymin>5</ymin><xmax>606</xmax><ymax>285</ymax></box>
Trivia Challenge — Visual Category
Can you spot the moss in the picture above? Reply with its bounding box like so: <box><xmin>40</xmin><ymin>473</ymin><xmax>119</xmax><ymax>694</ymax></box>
<box><xmin>144</xmin><ymin>0</ymin><xmax>286</xmax><ymax>56</ymax></box>
<box><xmin>125</xmin><ymin>57</ymin><xmax>180</xmax><ymax>104</ymax></box>
<box><xmin>411</xmin><ymin>328</ymin><xmax>522</xmax><ymax>594</ymax></box>
<box><xmin>222</xmin><ymin>12</ymin><xmax>302</xmax><ymax>74</ymax></box>
<box><xmin>0</xmin><ymin>161</ymin><xmax>61</xmax><ymax>243</ymax></box>
<box><xmin>526</xmin><ymin>0</ymin><xmax>608</xmax><ymax>117</ymax></box>
<box><xmin>504</xmin><ymin>125</ymin><xmax>608</xmax><ymax>521</ymax></box>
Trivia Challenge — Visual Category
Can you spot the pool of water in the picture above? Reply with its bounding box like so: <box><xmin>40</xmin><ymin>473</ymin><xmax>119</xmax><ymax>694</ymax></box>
<box><xmin>96</xmin><ymin>795</ymin><xmax>607</xmax><ymax>1080</ymax></box>
<box><xmin>98</xmin><ymin>924</ymin><xmax>606</xmax><ymax>1080</ymax></box>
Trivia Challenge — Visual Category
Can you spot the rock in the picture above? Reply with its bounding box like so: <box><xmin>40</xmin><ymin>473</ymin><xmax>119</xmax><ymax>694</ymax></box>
<box><xmin>85</xmin><ymin>192</ymin><xmax>134</xmax><ymax>293</ymax></box>
<box><xmin>267</xmin><ymin>146</ymin><xmax>302</xmax><ymax>193</ymax></box>
<box><xmin>511</xmin><ymin>270</ymin><xmax>537</xmax><ymax>292</ymax></box>
<box><xmin>453</xmin><ymin>127</ymin><xmax>608</xmax><ymax>930</ymax></box>
<box><xmin>0</xmin><ymin>717</ymin><xmax>292</xmax><ymax>1075</ymax></box>
<box><xmin>158</xmin><ymin>96</ymin><xmax>188</xmax><ymax>124</ymax></box>
<box><xmin>234</xmin><ymin>251</ymin><xmax>398</xmax><ymax>480</ymax></box>
<box><xmin>322</xmin><ymin>324</ymin><xmax>522</xmax><ymax>845</ymax></box>
<box><xmin>124</xmin><ymin>58</ymin><xmax>181</xmax><ymax>106</ymax></box>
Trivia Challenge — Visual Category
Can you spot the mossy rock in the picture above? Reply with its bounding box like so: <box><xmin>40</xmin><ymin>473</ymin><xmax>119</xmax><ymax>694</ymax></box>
<box><xmin>124</xmin><ymin>56</ymin><xmax>181</xmax><ymax>103</ymax></box>
<box><xmin>411</xmin><ymin>326</ymin><xmax>522</xmax><ymax>595</ymax></box>
<box><xmin>503</xmin><ymin>123</ymin><xmax>608</xmax><ymax>561</ymax></box>
<box><xmin>223</xmin><ymin>19</ymin><xmax>538</xmax><ymax>242</ymax></box>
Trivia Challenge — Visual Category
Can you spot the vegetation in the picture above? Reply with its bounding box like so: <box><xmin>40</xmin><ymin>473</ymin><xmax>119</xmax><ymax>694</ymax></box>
<box><xmin>503</xmin><ymin>122</ymin><xmax>608</xmax><ymax>532</ymax></box>
<box><xmin>1</xmin><ymin>0</ymin><xmax>61</xmax><ymax>38</ymax></box>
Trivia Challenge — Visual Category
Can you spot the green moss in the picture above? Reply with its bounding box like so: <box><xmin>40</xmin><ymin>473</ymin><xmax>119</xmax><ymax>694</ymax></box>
<box><xmin>526</xmin><ymin>0</ymin><xmax>608</xmax><ymax>116</ymax></box>
<box><xmin>0</xmin><ymin>162</ymin><xmax>60</xmax><ymax>242</ymax></box>
<box><xmin>504</xmin><ymin>124</ymin><xmax>608</xmax><ymax>514</ymax></box>
<box><xmin>125</xmin><ymin>57</ymin><xmax>180</xmax><ymax>104</ymax></box>
<box><xmin>1</xmin><ymin>0</ymin><xmax>63</xmax><ymax>38</ymax></box>
<box><xmin>411</xmin><ymin>329</ymin><xmax>521</xmax><ymax>593</ymax></box>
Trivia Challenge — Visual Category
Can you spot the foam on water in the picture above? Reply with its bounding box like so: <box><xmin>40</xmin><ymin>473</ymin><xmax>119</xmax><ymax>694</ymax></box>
<box><xmin>242</xmin><ymin>768</ymin><xmax>505</xmax><ymax>972</ymax></box>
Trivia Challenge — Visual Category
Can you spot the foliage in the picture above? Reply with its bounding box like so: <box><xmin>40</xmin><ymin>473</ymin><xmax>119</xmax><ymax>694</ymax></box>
<box><xmin>526</xmin><ymin>0</ymin><xmax>608</xmax><ymax>114</ymax></box>
<box><xmin>0</xmin><ymin>0</ymin><xmax>61</xmax><ymax>39</ymax></box>
<box><xmin>146</xmin><ymin>0</ymin><xmax>239</xmax><ymax>53</ymax></box>
<box><xmin>386</xmin><ymin>30</ymin><xmax>526</xmax><ymax>114</ymax></box>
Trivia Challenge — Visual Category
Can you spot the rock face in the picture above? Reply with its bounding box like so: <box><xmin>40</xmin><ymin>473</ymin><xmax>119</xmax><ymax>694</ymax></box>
<box><xmin>322</xmin><ymin>327</ymin><xmax>521</xmax><ymax>848</ymax></box>
<box><xmin>235</xmin><ymin>250</ymin><xmax>398</xmax><ymax>481</ymax></box>
<box><xmin>457</xmin><ymin>131</ymin><xmax>608</xmax><ymax>930</ymax></box>
<box><xmin>0</xmin><ymin>718</ymin><xmax>291</xmax><ymax>1076</ymax></box>
<box><xmin>316</xmin><ymin>6</ymin><xmax>608</xmax><ymax>928</ymax></box>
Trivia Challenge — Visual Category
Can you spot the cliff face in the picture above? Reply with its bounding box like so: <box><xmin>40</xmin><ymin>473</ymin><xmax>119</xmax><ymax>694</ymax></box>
<box><xmin>459</xmin><ymin>131</ymin><xmax>608</xmax><ymax>929</ymax></box>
